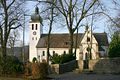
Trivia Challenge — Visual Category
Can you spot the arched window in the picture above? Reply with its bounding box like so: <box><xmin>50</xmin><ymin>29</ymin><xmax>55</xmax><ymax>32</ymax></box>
<box><xmin>42</xmin><ymin>51</ymin><xmax>45</xmax><ymax>56</ymax></box>
<box><xmin>36</xmin><ymin>24</ymin><xmax>37</xmax><ymax>30</ymax></box>
<box><xmin>63</xmin><ymin>51</ymin><xmax>66</xmax><ymax>54</ymax></box>
<box><xmin>32</xmin><ymin>37</ymin><xmax>34</xmax><ymax>40</ymax></box>
<box><xmin>53</xmin><ymin>51</ymin><xmax>55</xmax><ymax>55</ymax></box>
<box><xmin>32</xmin><ymin>24</ymin><xmax>34</xmax><ymax>30</ymax></box>
<box><xmin>87</xmin><ymin>37</ymin><xmax>90</xmax><ymax>42</ymax></box>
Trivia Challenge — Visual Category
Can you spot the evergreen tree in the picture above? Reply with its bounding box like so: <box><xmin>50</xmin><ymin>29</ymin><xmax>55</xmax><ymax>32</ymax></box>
<box><xmin>109</xmin><ymin>32</ymin><xmax>120</xmax><ymax>58</ymax></box>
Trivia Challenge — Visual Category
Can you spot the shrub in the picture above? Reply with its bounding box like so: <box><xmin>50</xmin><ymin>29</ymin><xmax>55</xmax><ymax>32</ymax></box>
<box><xmin>50</xmin><ymin>53</ymin><xmax>61</xmax><ymax>64</ymax></box>
<box><xmin>0</xmin><ymin>56</ymin><xmax>24</xmax><ymax>75</ymax></box>
<box><xmin>24</xmin><ymin>61</ymin><xmax>31</xmax><ymax>76</ymax></box>
<box><xmin>31</xmin><ymin>57</ymin><xmax>48</xmax><ymax>79</ymax></box>
<box><xmin>109</xmin><ymin>41</ymin><xmax>120</xmax><ymax>58</ymax></box>
<box><xmin>31</xmin><ymin>62</ymin><xmax>40</xmax><ymax>79</ymax></box>
<box><xmin>108</xmin><ymin>32</ymin><xmax>120</xmax><ymax>58</ymax></box>
<box><xmin>60</xmin><ymin>53</ymin><xmax>75</xmax><ymax>64</ymax></box>
<box><xmin>39</xmin><ymin>63</ymin><xmax>48</xmax><ymax>79</ymax></box>
<box><xmin>50</xmin><ymin>53</ymin><xmax>75</xmax><ymax>64</ymax></box>
<box><xmin>31</xmin><ymin>62</ymin><xmax>48</xmax><ymax>80</ymax></box>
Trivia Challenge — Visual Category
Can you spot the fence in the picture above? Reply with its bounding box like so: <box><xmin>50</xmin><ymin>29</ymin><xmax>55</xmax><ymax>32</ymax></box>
<box><xmin>50</xmin><ymin>60</ymin><xmax>77</xmax><ymax>74</ymax></box>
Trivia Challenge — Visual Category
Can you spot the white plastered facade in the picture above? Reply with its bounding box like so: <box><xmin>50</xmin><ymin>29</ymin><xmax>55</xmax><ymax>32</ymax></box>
<box><xmin>36</xmin><ymin>48</ymin><xmax>80</xmax><ymax>62</ymax></box>
<box><xmin>29</xmin><ymin>22</ymin><xmax>42</xmax><ymax>62</ymax></box>
<box><xmin>80</xmin><ymin>28</ymin><xmax>99</xmax><ymax>60</ymax></box>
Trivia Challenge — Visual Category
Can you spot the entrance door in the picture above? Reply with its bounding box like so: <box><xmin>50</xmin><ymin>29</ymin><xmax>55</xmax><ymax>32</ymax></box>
<box><xmin>83</xmin><ymin>60</ymin><xmax>89</xmax><ymax>69</ymax></box>
<box><xmin>83</xmin><ymin>53</ymin><xmax>89</xmax><ymax>69</ymax></box>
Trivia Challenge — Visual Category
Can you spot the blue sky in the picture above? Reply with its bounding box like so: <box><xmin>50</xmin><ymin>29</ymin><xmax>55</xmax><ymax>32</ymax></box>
<box><xmin>23</xmin><ymin>0</ymin><xmax>117</xmax><ymax>45</ymax></box>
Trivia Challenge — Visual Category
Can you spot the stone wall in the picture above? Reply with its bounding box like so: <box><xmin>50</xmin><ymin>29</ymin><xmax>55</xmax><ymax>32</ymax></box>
<box><xmin>50</xmin><ymin>64</ymin><xmax>60</xmax><ymax>74</ymax></box>
<box><xmin>89</xmin><ymin>59</ymin><xmax>99</xmax><ymax>71</ymax></box>
<box><xmin>78</xmin><ymin>58</ymin><xmax>120</xmax><ymax>73</ymax></box>
<box><xmin>50</xmin><ymin>60</ymin><xmax>77</xmax><ymax>74</ymax></box>
<box><xmin>90</xmin><ymin>58</ymin><xmax>120</xmax><ymax>73</ymax></box>
<box><xmin>78</xmin><ymin>60</ymin><xmax>83</xmax><ymax>72</ymax></box>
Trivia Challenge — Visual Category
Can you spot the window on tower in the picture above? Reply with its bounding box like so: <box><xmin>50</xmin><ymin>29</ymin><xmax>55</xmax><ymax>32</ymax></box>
<box><xmin>36</xmin><ymin>24</ymin><xmax>37</xmax><ymax>30</ymax></box>
<box><xmin>42</xmin><ymin>51</ymin><xmax>45</xmax><ymax>56</ymax></box>
<box><xmin>32</xmin><ymin>24</ymin><xmax>34</xmax><ymax>30</ymax></box>
<box><xmin>32</xmin><ymin>37</ymin><xmax>34</xmax><ymax>40</ymax></box>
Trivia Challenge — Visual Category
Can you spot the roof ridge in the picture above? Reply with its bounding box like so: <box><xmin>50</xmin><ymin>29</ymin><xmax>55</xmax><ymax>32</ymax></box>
<box><xmin>42</xmin><ymin>32</ymin><xmax>106</xmax><ymax>34</ymax></box>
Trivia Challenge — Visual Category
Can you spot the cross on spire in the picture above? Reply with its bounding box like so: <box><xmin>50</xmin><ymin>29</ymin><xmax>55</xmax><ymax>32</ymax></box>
<box><xmin>35</xmin><ymin>6</ymin><xmax>39</xmax><ymax>14</ymax></box>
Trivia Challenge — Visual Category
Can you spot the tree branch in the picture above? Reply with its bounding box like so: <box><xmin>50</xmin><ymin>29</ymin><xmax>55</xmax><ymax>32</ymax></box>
<box><xmin>74</xmin><ymin>0</ymin><xmax>98</xmax><ymax>32</ymax></box>
<box><xmin>10</xmin><ymin>24</ymin><xmax>21</xmax><ymax>29</ymax></box>
<box><xmin>7</xmin><ymin>0</ymin><xmax>15</xmax><ymax>10</ymax></box>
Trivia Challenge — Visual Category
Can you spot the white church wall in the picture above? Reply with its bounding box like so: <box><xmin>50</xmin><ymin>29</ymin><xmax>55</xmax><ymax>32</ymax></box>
<box><xmin>37</xmin><ymin>48</ymin><xmax>80</xmax><ymax>62</ymax></box>
<box><xmin>81</xmin><ymin>43</ymin><xmax>98</xmax><ymax>60</ymax></box>
<box><xmin>80</xmin><ymin>27</ymin><xmax>99</xmax><ymax>60</ymax></box>
<box><xmin>29</xmin><ymin>22</ymin><xmax>42</xmax><ymax>62</ymax></box>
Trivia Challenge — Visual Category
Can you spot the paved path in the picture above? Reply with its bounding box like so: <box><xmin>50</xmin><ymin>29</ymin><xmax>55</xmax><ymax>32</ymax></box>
<box><xmin>49</xmin><ymin>72</ymin><xmax>120</xmax><ymax>80</ymax></box>
<box><xmin>0</xmin><ymin>72</ymin><xmax>120</xmax><ymax>80</ymax></box>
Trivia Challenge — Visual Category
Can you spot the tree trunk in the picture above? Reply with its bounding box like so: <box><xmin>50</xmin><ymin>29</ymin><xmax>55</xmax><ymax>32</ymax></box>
<box><xmin>74</xmin><ymin>28</ymin><xmax>79</xmax><ymax>57</ymax></box>
<box><xmin>1</xmin><ymin>42</ymin><xmax>7</xmax><ymax>58</ymax></box>
<box><xmin>47</xmin><ymin>29</ymin><xmax>51</xmax><ymax>64</ymax></box>
<box><xmin>46</xmin><ymin>5</ymin><xmax>53</xmax><ymax>64</ymax></box>
<box><xmin>69</xmin><ymin>31</ymin><xmax>74</xmax><ymax>54</ymax></box>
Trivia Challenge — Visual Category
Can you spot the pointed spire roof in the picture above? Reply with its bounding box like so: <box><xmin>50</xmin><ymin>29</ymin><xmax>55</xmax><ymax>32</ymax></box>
<box><xmin>31</xmin><ymin>6</ymin><xmax>42</xmax><ymax>23</ymax></box>
<box><xmin>35</xmin><ymin>6</ymin><xmax>39</xmax><ymax>14</ymax></box>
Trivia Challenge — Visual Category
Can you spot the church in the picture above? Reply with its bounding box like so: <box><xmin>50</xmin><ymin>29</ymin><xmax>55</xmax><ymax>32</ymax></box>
<box><xmin>29</xmin><ymin>7</ymin><xmax>109</xmax><ymax>62</ymax></box>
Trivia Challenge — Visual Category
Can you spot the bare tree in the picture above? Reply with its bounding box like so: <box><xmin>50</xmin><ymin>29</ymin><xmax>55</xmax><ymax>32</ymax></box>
<box><xmin>46</xmin><ymin>0</ymin><xmax>57</xmax><ymax>64</ymax></box>
<box><xmin>105</xmin><ymin>0</ymin><xmax>120</xmax><ymax>39</ymax></box>
<box><xmin>7</xmin><ymin>29</ymin><xmax>20</xmax><ymax>56</ymax></box>
<box><xmin>0</xmin><ymin>0</ymin><xmax>24</xmax><ymax>58</ymax></box>
<box><xmin>39</xmin><ymin>0</ymin><xmax>99</xmax><ymax>54</ymax></box>
<box><xmin>37</xmin><ymin>0</ymin><xmax>60</xmax><ymax>64</ymax></box>
<box><xmin>111</xmin><ymin>0</ymin><xmax>120</xmax><ymax>29</ymax></box>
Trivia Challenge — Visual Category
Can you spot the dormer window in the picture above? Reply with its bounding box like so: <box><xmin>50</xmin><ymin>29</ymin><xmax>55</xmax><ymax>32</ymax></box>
<box><xmin>87</xmin><ymin>37</ymin><xmax>90</xmax><ymax>42</ymax></box>
<box><xmin>32</xmin><ymin>24</ymin><xmax>34</xmax><ymax>30</ymax></box>
<box><xmin>65</xmin><ymin>42</ymin><xmax>68</xmax><ymax>45</ymax></box>
<box><xmin>65</xmin><ymin>41</ymin><xmax>70</xmax><ymax>45</ymax></box>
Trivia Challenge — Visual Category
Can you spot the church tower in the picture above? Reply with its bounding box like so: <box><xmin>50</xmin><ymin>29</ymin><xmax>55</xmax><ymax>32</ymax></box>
<box><xmin>29</xmin><ymin>7</ymin><xmax>43</xmax><ymax>62</ymax></box>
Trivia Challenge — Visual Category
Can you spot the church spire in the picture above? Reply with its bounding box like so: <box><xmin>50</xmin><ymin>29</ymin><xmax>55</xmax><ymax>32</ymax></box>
<box><xmin>35</xmin><ymin>6</ymin><xmax>39</xmax><ymax>14</ymax></box>
<box><xmin>31</xmin><ymin>7</ymin><xmax>42</xmax><ymax>23</ymax></box>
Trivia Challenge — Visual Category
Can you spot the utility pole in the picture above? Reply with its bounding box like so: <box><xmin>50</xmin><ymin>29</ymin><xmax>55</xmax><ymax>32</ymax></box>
<box><xmin>22</xmin><ymin>0</ymin><xmax>26</xmax><ymax>63</ymax></box>
<box><xmin>22</xmin><ymin>13</ymin><xmax>25</xmax><ymax>63</ymax></box>
<box><xmin>22</xmin><ymin>0</ymin><xmax>40</xmax><ymax>63</ymax></box>
<box><xmin>23</xmin><ymin>13</ymin><xmax>31</xmax><ymax>63</ymax></box>
<box><xmin>22</xmin><ymin>0</ymin><xmax>30</xmax><ymax>63</ymax></box>
<box><xmin>90</xmin><ymin>5</ymin><xmax>95</xmax><ymax>60</ymax></box>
